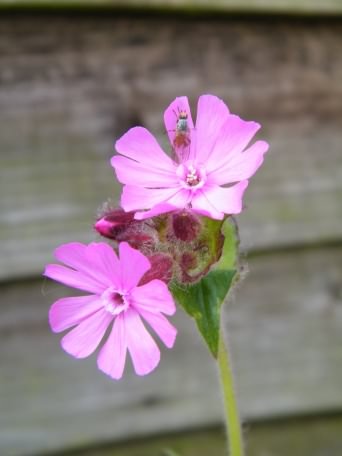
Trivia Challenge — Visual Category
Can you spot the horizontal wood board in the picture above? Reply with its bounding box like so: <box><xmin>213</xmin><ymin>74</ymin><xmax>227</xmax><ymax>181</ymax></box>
<box><xmin>67</xmin><ymin>415</ymin><xmax>342</xmax><ymax>456</ymax></box>
<box><xmin>0</xmin><ymin>16</ymin><xmax>342</xmax><ymax>280</ymax></box>
<box><xmin>1</xmin><ymin>245</ymin><xmax>342</xmax><ymax>455</ymax></box>
<box><xmin>1</xmin><ymin>0</ymin><xmax>342</xmax><ymax>16</ymax></box>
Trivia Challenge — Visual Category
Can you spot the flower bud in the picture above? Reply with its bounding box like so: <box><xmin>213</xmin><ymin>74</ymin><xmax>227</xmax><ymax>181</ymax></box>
<box><xmin>94</xmin><ymin>209</ymin><xmax>135</xmax><ymax>239</ymax></box>
<box><xmin>95</xmin><ymin>207</ymin><xmax>226</xmax><ymax>287</ymax></box>
<box><xmin>139</xmin><ymin>253</ymin><xmax>174</xmax><ymax>285</ymax></box>
<box><xmin>171</xmin><ymin>211</ymin><xmax>201</xmax><ymax>242</ymax></box>
<box><xmin>95</xmin><ymin>207</ymin><xmax>160</xmax><ymax>255</ymax></box>
<box><xmin>172</xmin><ymin>217</ymin><xmax>225</xmax><ymax>284</ymax></box>
<box><xmin>179</xmin><ymin>251</ymin><xmax>200</xmax><ymax>283</ymax></box>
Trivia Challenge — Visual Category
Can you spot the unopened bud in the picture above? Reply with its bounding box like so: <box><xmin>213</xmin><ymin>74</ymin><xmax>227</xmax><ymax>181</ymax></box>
<box><xmin>172</xmin><ymin>211</ymin><xmax>201</xmax><ymax>242</ymax></box>
<box><xmin>139</xmin><ymin>253</ymin><xmax>174</xmax><ymax>285</ymax></box>
<box><xmin>94</xmin><ymin>209</ymin><xmax>135</xmax><ymax>239</ymax></box>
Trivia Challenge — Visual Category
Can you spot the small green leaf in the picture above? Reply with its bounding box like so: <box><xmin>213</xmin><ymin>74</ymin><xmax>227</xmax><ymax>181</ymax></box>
<box><xmin>170</xmin><ymin>218</ymin><xmax>239</xmax><ymax>358</ymax></box>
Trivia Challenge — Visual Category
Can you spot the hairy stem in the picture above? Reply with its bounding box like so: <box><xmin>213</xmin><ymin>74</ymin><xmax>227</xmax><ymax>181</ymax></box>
<box><xmin>217</xmin><ymin>331</ymin><xmax>244</xmax><ymax>456</ymax></box>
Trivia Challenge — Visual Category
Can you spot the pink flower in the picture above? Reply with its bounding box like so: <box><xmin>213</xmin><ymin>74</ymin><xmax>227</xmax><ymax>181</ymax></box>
<box><xmin>111</xmin><ymin>94</ymin><xmax>269</xmax><ymax>220</ymax></box>
<box><xmin>44</xmin><ymin>241</ymin><xmax>177</xmax><ymax>379</ymax></box>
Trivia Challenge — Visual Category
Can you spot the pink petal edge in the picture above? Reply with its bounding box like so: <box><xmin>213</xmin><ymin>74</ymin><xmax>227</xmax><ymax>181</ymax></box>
<box><xmin>119</xmin><ymin>242</ymin><xmax>151</xmax><ymax>291</ymax></box>
<box><xmin>209</xmin><ymin>140</ymin><xmax>269</xmax><ymax>185</ymax></box>
<box><xmin>44</xmin><ymin>264</ymin><xmax>104</xmax><ymax>294</ymax></box>
<box><xmin>194</xmin><ymin>94</ymin><xmax>231</xmax><ymax>163</ymax></box>
<box><xmin>49</xmin><ymin>295</ymin><xmax>102</xmax><ymax>333</ymax></box>
<box><xmin>124</xmin><ymin>308</ymin><xmax>161</xmax><ymax>376</ymax></box>
<box><xmin>61</xmin><ymin>308</ymin><xmax>113</xmax><ymax>359</ymax></box>
<box><xmin>139</xmin><ymin>309</ymin><xmax>177</xmax><ymax>349</ymax></box>
<box><xmin>112</xmin><ymin>155</ymin><xmax>178</xmax><ymax>188</ymax></box>
<box><xmin>97</xmin><ymin>313</ymin><xmax>127</xmax><ymax>380</ymax></box>
<box><xmin>130</xmin><ymin>279</ymin><xmax>176</xmax><ymax>316</ymax></box>
<box><xmin>115</xmin><ymin>126</ymin><xmax>174</xmax><ymax>168</ymax></box>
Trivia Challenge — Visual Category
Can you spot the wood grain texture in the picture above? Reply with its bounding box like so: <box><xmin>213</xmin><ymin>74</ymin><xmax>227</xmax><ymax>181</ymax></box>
<box><xmin>1</xmin><ymin>0</ymin><xmax>342</xmax><ymax>16</ymax></box>
<box><xmin>68</xmin><ymin>415</ymin><xmax>342</xmax><ymax>456</ymax></box>
<box><xmin>1</xmin><ymin>245</ymin><xmax>341</xmax><ymax>455</ymax></box>
<box><xmin>0</xmin><ymin>16</ymin><xmax>342</xmax><ymax>280</ymax></box>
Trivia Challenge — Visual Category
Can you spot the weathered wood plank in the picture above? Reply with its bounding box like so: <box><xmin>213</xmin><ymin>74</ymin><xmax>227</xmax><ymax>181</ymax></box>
<box><xmin>0</xmin><ymin>16</ymin><xmax>342</xmax><ymax>280</ymax></box>
<box><xmin>67</xmin><ymin>415</ymin><xmax>342</xmax><ymax>456</ymax></box>
<box><xmin>1</xmin><ymin>0</ymin><xmax>342</xmax><ymax>16</ymax></box>
<box><xmin>1</xmin><ymin>245</ymin><xmax>341</xmax><ymax>454</ymax></box>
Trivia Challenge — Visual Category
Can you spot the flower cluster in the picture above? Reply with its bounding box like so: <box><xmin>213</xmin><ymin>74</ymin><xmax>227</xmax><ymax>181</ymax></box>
<box><xmin>44</xmin><ymin>94</ymin><xmax>268</xmax><ymax>379</ymax></box>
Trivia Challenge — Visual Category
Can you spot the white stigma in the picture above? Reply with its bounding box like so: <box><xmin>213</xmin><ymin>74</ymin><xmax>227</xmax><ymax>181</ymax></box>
<box><xmin>101</xmin><ymin>287</ymin><xmax>129</xmax><ymax>315</ymax></box>
<box><xmin>186</xmin><ymin>165</ymin><xmax>200</xmax><ymax>186</ymax></box>
<box><xmin>177</xmin><ymin>161</ymin><xmax>207</xmax><ymax>190</ymax></box>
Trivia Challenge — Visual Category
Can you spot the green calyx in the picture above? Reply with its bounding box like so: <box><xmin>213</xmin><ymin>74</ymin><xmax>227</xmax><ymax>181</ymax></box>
<box><xmin>170</xmin><ymin>217</ymin><xmax>239</xmax><ymax>358</ymax></box>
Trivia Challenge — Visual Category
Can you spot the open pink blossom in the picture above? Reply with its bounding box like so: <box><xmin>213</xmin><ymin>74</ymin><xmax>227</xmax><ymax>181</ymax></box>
<box><xmin>111</xmin><ymin>94</ymin><xmax>269</xmax><ymax>220</ymax></box>
<box><xmin>44</xmin><ymin>241</ymin><xmax>177</xmax><ymax>379</ymax></box>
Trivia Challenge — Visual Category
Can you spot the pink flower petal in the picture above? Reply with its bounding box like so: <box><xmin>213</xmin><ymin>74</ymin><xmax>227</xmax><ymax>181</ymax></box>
<box><xmin>134</xmin><ymin>202</ymin><xmax>179</xmax><ymax>220</ymax></box>
<box><xmin>124</xmin><ymin>308</ymin><xmax>160</xmax><ymax>376</ymax></box>
<box><xmin>134</xmin><ymin>189</ymin><xmax>192</xmax><ymax>220</ymax></box>
<box><xmin>44</xmin><ymin>264</ymin><xmax>104</xmax><ymax>294</ymax></box>
<box><xmin>112</xmin><ymin>155</ymin><xmax>178</xmax><ymax>188</ymax></box>
<box><xmin>121</xmin><ymin>185</ymin><xmax>190</xmax><ymax>215</ymax></box>
<box><xmin>189</xmin><ymin>192</ymin><xmax>225</xmax><ymax>219</ymax></box>
<box><xmin>139</xmin><ymin>309</ymin><xmax>177</xmax><ymax>348</ymax></box>
<box><xmin>49</xmin><ymin>295</ymin><xmax>102</xmax><ymax>333</ymax></box>
<box><xmin>192</xmin><ymin>181</ymin><xmax>249</xmax><ymax>218</ymax></box>
<box><xmin>54</xmin><ymin>242</ymin><xmax>87</xmax><ymax>268</ymax></box>
<box><xmin>130</xmin><ymin>280</ymin><xmax>176</xmax><ymax>316</ymax></box>
<box><xmin>85</xmin><ymin>243</ymin><xmax>121</xmax><ymax>288</ymax></box>
<box><xmin>61</xmin><ymin>308</ymin><xmax>113</xmax><ymax>359</ymax></box>
<box><xmin>205</xmin><ymin>115</ymin><xmax>261</xmax><ymax>174</ymax></box>
<box><xmin>121</xmin><ymin>185</ymin><xmax>179</xmax><ymax>212</ymax></box>
<box><xmin>119</xmin><ymin>242</ymin><xmax>151</xmax><ymax>291</ymax></box>
<box><xmin>97</xmin><ymin>313</ymin><xmax>127</xmax><ymax>380</ymax></box>
<box><xmin>54</xmin><ymin>242</ymin><xmax>120</xmax><ymax>289</ymax></box>
<box><xmin>194</xmin><ymin>94</ymin><xmax>230</xmax><ymax>163</ymax></box>
<box><xmin>164</xmin><ymin>96</ymin><xmax>194</xmax><ymax>147</ymax></box>
<box><xmin>115</xmin><ymin>126</ymin><xmax>174</xmax><ymax>169</ymax></box>
<box><xmin>209</xmin><ymin>140</ymin><xmax>269</xmax><ymax>185</ymax></box>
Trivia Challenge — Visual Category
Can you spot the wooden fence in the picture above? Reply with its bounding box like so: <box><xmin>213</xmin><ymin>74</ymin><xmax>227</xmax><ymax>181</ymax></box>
<box><xmin>0</xmin><ymin>2</ymin><xmax>342</xmax><ymax>454</ymax></box>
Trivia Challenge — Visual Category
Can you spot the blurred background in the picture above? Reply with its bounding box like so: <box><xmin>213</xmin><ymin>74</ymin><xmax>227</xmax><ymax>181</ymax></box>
<box><xmin>0</xmin><ymin>1</ymin><xmax>342</xmax><ymax>455</ymax></box>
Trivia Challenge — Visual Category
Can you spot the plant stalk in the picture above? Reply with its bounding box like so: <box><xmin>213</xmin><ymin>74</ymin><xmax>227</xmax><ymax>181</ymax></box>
<box><xmin>217</xmin><ymin>331</ymin><xmax>244</xmax><ymax>456</ymax></box>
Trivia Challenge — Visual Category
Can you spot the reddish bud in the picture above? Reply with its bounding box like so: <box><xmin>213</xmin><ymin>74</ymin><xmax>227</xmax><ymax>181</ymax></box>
<box><xmin>139</xmin><ymin>253</ymin><xmax>174</xmax><ymax>286</ymax></box>
<box><xmin>118</xmin><ymin>232</ymin><xmax>155</xmax><ymax>251</ymax></box>
<box><xmin>94</xmin><ymin>209</ymin><xmax>135</xmax><ymax>239</ymax></box>
<box><xmin>172</xmin><ymin>211</ymin><xmax>201</xmax><ymax>242</ymax></box>
<box><xmin>94</xmin><ymin>206</ymin><xmax>226</xmax><ymax>286</ymax></box>
<box><xmin>178</xmin><ymin>250</ymin><xmax>210</xmax><ymax>283</ymax></box>
<box><xmin>95</xmin><ymin>207</ymin><xmax>159</xmax><ymax>254</ymax></box>
<box><xmin>181</xmin><ymin>251</ymin><xmax>198</xmax><ymax>271</ymax></box>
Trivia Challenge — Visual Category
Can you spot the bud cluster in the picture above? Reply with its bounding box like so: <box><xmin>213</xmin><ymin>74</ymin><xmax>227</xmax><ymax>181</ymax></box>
<box><xmin>95</xmin><ymin>208</ymin><xmax>225</xmax><ymax>286</ymax></box>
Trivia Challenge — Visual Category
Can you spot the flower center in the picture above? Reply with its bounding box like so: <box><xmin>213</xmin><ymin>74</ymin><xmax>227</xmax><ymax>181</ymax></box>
<box><xmin>186</xmin><ymin>165</ymin><xmax>200</xmax><ymax>186</ymax></box>
<box><xmin>177</xmin><ymin>161</ymin><xmax>206</xmax><ymax>190</ymax></box>
<box><xmin>101</xmin><ymin>287</ymin><xmax>129</xmax><ymax>315</ymax></box>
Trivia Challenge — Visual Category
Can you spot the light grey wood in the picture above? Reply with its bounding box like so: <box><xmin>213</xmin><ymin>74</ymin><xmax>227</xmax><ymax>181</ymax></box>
<box><xmin>1</xmin><ymin>0</ymin><xmax>342</xmax><ymax>16</ymax></box>
<box><xmin>67</xmin><ymin>415</ymin><xmax>342</xmax><ymax>456</ymax></box>
<box><xmin>1</xmin><ymin>245</ymin><xmax>341</xmax><ymax>455</ymax></box>
<box><xmin>1</xmin><ymin>16</ymin><xmax>342</xmax><ymax>280</ymax></box>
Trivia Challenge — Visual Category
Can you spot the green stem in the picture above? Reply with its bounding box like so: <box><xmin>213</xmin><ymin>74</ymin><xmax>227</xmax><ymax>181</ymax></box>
<box><xmin>217</xmin><ymin>331</ymin><xmax>244</xmax><ymax>456</ymax></box>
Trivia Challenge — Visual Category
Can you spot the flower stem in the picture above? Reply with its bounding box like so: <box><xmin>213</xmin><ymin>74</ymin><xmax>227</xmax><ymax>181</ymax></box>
<box><xmin>217</xmin><ymin>331</ymin><xmax>244</xmax><ymax>456</ymax></box>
